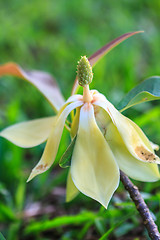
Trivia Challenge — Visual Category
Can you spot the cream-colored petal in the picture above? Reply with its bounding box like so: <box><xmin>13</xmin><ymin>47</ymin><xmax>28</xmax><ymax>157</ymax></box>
<box><xmin>66</xmin><ymin>169</ymin><xmax>79</xmax><ymax>202</ymax></box>
<box><xmin>70</xmin><ymin>107</ymin><xmax>80</xmax><ymax>138</ymax></box>
<box><xmin>71</xmin><ymin>103</ymin><xmax>119</xmax><ymax>209</ymax></box>
<box><xmin>27</xmin><ymin>101</ymin><xmax>83</xmax><ymax>182</ymax></box>
<box><xmin>105</xmin><ymin>122</ymin><xmax>160</xmax><ymax>181</ymax></box>
<box><xmin>0</xmin><ymin>117</ymin><xmax>56</xmax><ymax>148</ymax></box>
<box><xmin>94</xmin><ymin>99</ymin><xmax>160</xmax><ymax>164</ymax></box>
<box><xmin>126</xmin><ymin>119</ymin><xmax>160</xmax><ymax>162</ymax></box>
<box><xmin>93</xmin><ymin>105</ymin><xmax>111</xmax><ymax>136</ymax></box>
<box><xmin>57</xmin><ymin>96</ymin><xmax>83</xmax><ymax>116</ymax></box>
<box><xmin>66</xmin><ymin>94</ymin><xmax>83</xmax><ymax>104</ymax></box>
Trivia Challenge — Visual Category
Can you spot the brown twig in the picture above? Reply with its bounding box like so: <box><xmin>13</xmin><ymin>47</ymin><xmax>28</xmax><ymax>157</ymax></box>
<box><xmin>120</xmin><ymin>170</ymin><xmax>160</xmax><ymax>240</ymax></box>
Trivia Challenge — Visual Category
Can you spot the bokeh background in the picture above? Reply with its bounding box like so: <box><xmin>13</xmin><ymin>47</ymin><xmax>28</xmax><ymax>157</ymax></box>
<box><xmin>0</xmin><ymin>0</ymin><xmax>160</xmax><ymax>239</ymax></box>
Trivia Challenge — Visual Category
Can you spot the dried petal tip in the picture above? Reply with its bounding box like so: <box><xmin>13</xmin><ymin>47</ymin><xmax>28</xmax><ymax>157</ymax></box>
<box><xmin>77</xmin><ymin>56</ymin><xmax>93</xmax><ymax>87</ymax></box>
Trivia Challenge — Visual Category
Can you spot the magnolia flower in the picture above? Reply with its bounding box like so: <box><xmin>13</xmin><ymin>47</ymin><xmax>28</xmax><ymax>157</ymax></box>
<box><xmin>0</xmin><ymin>32</ymin><xmax>159</xmax><ymax>209</ymax></box>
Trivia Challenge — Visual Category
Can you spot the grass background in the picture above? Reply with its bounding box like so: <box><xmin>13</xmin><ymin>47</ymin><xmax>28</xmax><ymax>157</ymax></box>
<box><xmin>0</xmin><ymin>0</ymin><xmax>160</xmax><ymax>239</ymax></box>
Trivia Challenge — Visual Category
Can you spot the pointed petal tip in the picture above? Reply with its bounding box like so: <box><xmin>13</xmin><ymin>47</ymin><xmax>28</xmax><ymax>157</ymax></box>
<box><xmin>26</xmin><ymin>172</ymin><xmax>37</xmax><ymax>182</ymax></box>
<box><xmin>135</xmin><ymin>30</ymin><xmax>144</xmax><ymax>33</ymax></box>
<box><xmin>66</xmin><ymin>195</ymin><xmax>72</xmax><ymax>203</ymax></box>
<box><xmin>26</xmin><ymin>166</ymin><xmax>49</xmax><ymax>182</ymax></box>
<box><xmin>27</xmin><ymin>162</ymin><xmax>50</xmax><ymax>182</ymax></box>
<box><xmin>65</xmin><ymin>186</ymin><xmax>79</xmax><ymax>203</ymax></box>
<box><xmin>66</xmin><ymin>170</ymin><xmax>79</xmax><ymax>202</ymax></box>
<box><xmin>26</xmin><ymin>175</ymin><xmax>33</xmax><ymax>183</ymax></box>
<box><xmin>65</xmin><ymin>197</ymin><xmax>69</xmax><ymax>203</ymax></box>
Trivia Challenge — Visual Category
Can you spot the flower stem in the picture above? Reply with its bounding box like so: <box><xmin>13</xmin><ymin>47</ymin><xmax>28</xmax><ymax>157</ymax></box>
<box><xmin>120</xmin><ymin>170</ymin><xmax>160</xmax><ymax>240</ymax></box>
<box><xmin>83</xmin><ymin>85</ymin><xmax>93</xmax><ymax>103</ymax></box>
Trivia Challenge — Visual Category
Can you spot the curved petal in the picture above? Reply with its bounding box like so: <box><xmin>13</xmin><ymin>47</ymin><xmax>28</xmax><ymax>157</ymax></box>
<box><xmin>94</xmin><ymin>99</ymin><xmax>160</xmax><ymax>164</ymax></box>
<box><xmin>0</xmin><ymin>117</ymin><xmax>56</xmax><ymax>148</ymax></box>
<box><xmin>71</xmin><ymin>103</ymin><xmax>119</xmax><ymax>209</ymax></box>
<box><xmin>57</xmin><ymin>95</ymin><xmax>83</xmax><ymax>117</ymax></box>
<box><xmin>0</xmin><ymin>63</ymin><xmax>65</xmax><ymax>112</ymax></box>
<box><xmin>105</xmin><ymin>122</ymin><xmax>160</xmax><ymax>182</ymax></box>
<box><xmin>27</xmin><ymin>101</ymin><xmax>83</xmax><ymax>182</ymax></box>
<box><xmin>70</xmin><ymin>107</ymin><xmax>80</xmax><ymax>138</ymax></box>
<box><xmin>72</xmin><ymin>31</ymin><xmax>143</xmax><ymax>95</ymax></box>
<box><xmin>66</xmin><ymin>169</ymin><xmax>79</xmax><ymax>202</ymax></box>
<box><xmin>66</xmin><ymin>95</ymin><xmax>83</xmax><ymax>104</ymax></box>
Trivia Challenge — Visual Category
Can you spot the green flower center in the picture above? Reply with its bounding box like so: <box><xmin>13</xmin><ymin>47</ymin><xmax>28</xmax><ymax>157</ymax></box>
<box><xmin>77</xmin><ymin>56</ymin><xmax>93</xmax><ymax>87</ymax></box>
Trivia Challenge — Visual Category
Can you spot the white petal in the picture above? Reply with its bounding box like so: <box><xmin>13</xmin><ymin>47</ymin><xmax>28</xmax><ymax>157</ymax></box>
<box><xmin>27</xmin><ymin>101</ymin><xmax>83</xmax><ymax>182</ymax></box>
<box><xmin>66</xmin><ymin>169</ymin><xmax>79</xmax><ymax>202</ymax></box>
<box><xmin>66</xmin><ymin>94</ymin><xmax>83</xmax><ymax>104</ymax></box>
<box><xmin>105</xmin><ymin>122</ymin><xmax>160</xmax><ymax>182</ymax></box>
<box><xmin>0</xmin><ymin>117</ymin><xmax>56</xmax><ymax>148</ymax></box>
<box><xmin>58</xmin><ymin>97</ymin><xmax>83</xmax><ymax>116</ymax></box>
<box><xmin>71</xmin><ymin>103</ymin><xmax>119</xmax><ymax>209</ymax></box>
<box><xmin>94</xmin><ymin>99</ymin><xmax>160</xmax><ymax>164</ymax></box>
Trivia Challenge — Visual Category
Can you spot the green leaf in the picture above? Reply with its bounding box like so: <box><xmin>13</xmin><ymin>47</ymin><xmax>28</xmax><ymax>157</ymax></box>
<box><xmin>15</xmin><ymin>178</ymin><xmax>26</xmax><ymax>211</ymax></box>
<box><xmin>0</xmin><ymin>233</ymin><xmax>6</xmax><ymax>240</ymax></box>
<box><xmin>114</xmin><ymin>223</ymin><xmax>134</xmax><ymax>237</ymax></box>
<box><xmin>117</xmin><ymin>76</ymin><xmax>160</xmax><ymax>111</ymax></box>
<box><xmin>59</xmin><ymin>136</ymin><xmax>76</xmax><ymax>168</ymax></box>
<box><xmin>0</xmin><ymin>203</ymin><xmax>16</xmax><ymax>222</ymax></box>
<box><xmin>25</xmin><ymin>211</ymin><xmax>96</xmax><ymax>234</ymax></box>
<box><xmin>99</xmin><ymin>210</ymin><xmax>136</xmax><ymax>240</ymax></box>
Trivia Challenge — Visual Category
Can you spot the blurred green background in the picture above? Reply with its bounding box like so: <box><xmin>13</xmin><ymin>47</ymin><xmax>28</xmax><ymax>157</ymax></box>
<box><xmin>0</xmin><ymin>0</ymin><xmax>160</xmax><ymax>239</ymax></box>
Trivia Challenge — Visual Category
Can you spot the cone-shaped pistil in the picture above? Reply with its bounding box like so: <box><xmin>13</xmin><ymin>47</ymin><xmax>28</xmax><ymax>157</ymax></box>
<box><xmin>77</xmin><ymin>56</ymin><xmax>93</xmax><ymax>103</ymax></box>
<box><xmin>77</xmin><ymin>56</ymin><xmax>93</xmax><ymax>87</ymax></box>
